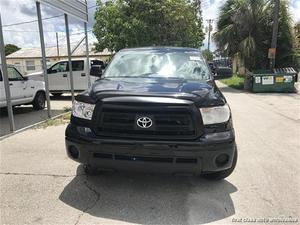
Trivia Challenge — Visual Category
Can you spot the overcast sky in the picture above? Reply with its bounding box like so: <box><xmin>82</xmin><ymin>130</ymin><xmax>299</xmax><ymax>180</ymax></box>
<box><xmin>1</xmin><ymin>0</ymin><xmax>300</xmax><ymax>52</ymax></box>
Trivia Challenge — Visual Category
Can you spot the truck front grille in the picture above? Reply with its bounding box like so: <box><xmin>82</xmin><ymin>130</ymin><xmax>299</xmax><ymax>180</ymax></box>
<box><xmin>93</xmin><ymin>153</ymin><xmax>198</xmax><ymax>164</ymax></box>
<box><xmin>96</xmin><ymin>104</ymin><xmax>198</xmax><ymax>140</ymax></box>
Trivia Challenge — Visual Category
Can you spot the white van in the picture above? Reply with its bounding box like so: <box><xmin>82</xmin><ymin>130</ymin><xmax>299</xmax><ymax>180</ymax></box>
<box><xmin>0</xmin><ymin>65</ymin><xmax>46</xmax><ymax>110</ymax></box>
<box><xmin>27</xmin><ymin>58</ymin><xmax>104</xmax><ymax>96</ymax></box>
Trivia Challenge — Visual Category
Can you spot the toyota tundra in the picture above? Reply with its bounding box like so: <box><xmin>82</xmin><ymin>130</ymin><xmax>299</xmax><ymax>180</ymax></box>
<box><xmin>65</xmin><ymin>47</ymin><xmax>237</xmax><ymax>180</ymax></box>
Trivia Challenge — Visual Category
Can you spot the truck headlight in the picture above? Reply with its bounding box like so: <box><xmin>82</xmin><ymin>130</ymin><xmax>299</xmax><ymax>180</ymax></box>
<box><xmin>72</xmin><ymin>100</ymin><xmax>95</xmax><ymax>120</ymax></box>
<box><xmin>200</xmin><ymin>104</ymin><xmax>230</xmax><ymax>125</ymax></box>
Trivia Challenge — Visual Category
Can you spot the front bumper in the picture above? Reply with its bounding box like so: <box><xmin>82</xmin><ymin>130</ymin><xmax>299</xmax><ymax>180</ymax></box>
<box><xmin>65</xmin><ymin>124</ymin><xmax>236</xmax><ymax>175</ymax></box>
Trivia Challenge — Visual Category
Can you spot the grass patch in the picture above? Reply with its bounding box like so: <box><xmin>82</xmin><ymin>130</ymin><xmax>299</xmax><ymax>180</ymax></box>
<box><xmin>63</xmin><ymin>106</ymin><xmax>72</xmax><ymax>112</ymax></box>
<box><xmin>34</xmin><ymin>112</ymin><xmax>71</xmax><ymax>129</ymax></box>
<box><xmin>220</xmin><ymin>74</ymin><xmax>245</xmax><ymax>90</ymax></box>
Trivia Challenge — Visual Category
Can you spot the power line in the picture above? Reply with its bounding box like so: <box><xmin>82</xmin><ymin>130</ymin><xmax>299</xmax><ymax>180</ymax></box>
<box><xmin>3</xmin><ymin>29</ymin><xmax>92</xmax><ymax>34</ymax></box>
<box><xmin>3</xmin><ymin>29</ymin><xmax>62</xmax><ymax>33</ymax></box>
<box><xmin>3</xmin><ymin>30</ymin><xmax>94</xmax><ymax>49</ymax></box>
<box><xmin>69</xmin><ymin>30</ymin><xmax>92</xmax><ymax>36</ymax></box>
<box><xmin>23</xmin><ymin>32</ymin><xmax>95</xmax><ymax>48</ymax></box>
<box><xmin>45</xmin><ymin>30</ymin><xmax>93</xmax><ymax>47</ymax></box>
<box><xmin>2</xmin><ymin>5</ymin><xmax>96</xmax><ymax>27</ymax></box>
<box><xmin>55</xmin><ymin>30</ymin><xmax>93</xmax><ymax>43</ymax></box>
<box><xmin>2</xmin><ymin>15</ymin><xmax>62</xmax><ymax>27</ymax></box>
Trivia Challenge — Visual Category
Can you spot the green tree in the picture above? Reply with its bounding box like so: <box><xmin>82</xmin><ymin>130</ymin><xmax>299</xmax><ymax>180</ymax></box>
<box><xmin>202</xmin><ymin>49</ymin><xmax>213</xmax><ymax>61</ymax></box>
<box><xmin>295</xmin><ymin>21</ymin><xmax>300</xmax><ymax>60</ymax></box>
<box><xmin>213</xmin><ymin>0</ymin><xmax>299</xmax><ymax>71</ymax></box>
<box><xmin>93</xmin><ymin>0</ymin><xmax>205</xmax><ymax>52</ymax></box>
<box><xmin>276</xmin><ymin>1</ymin><xmax>299</xmax><ymax>69</ymax></box>
<box><xmin>5</xmin><ymin>44</ymin><xmax>20</xmax><ymax>56</ymax></box>
<box><xmin>295</xmin><ymin>21</ymin><xmax>300</xmax><ymax>40</ymax></box>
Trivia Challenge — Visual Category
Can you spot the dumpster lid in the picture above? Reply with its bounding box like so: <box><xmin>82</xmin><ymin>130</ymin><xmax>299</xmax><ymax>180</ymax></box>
<box><xmin>273</xmin><ymin>67</ymin><xmax>296</xmax><ymax>74</ymax></box>
<box><xmin>252</xmin><ymin>69</ymin><xmax>272</xmax><ymax>74</ymax></box>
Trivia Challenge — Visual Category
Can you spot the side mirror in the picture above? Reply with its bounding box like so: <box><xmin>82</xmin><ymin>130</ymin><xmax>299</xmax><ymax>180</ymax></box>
<box><xmin>47</xmin><ymin>68</ymin><xmax>57</xmax><ymax>74</ymax></box>
<box><xmin>23</xmin><ymin>76</ymin><xmax>29</xmax><ymax>81</ymax></box>
<box><xmin>90</xmin><ymin>65</ymin><xmax>102</xmax><ymax>77</ymax></box>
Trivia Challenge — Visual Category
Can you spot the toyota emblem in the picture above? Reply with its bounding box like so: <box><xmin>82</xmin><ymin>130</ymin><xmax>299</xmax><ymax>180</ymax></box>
<box><xmin>136</xmin><ymin>117</ymin><xmax>153</xmax><ymax>129</ymax></box>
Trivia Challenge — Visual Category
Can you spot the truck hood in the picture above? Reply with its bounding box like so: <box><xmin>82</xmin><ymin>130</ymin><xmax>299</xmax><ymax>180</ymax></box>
<box><xmin>26</xmin><ymin>71</ymin><xmax>44</xmax><ymax>76</ymax></box>
<box><xmin>26</xmin><ymin>71</ymin><xmax>44</xmax><ymax>81</ymax></box>
<box><xmin>84</xmin><ymin>78</ymin><xmax>225</xmax><ymax>106</ymax></box>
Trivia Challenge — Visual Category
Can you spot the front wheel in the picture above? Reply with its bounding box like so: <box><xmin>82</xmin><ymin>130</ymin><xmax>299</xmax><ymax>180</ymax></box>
<box><xmin>32</xmin><ymin>92</ymin><xmax>46</xmax><ymax>110</ymax></box>
<box><xmin>202</xmin><ymin>146</ymin><xmax>238</xmax><ymax>180</ymax></box>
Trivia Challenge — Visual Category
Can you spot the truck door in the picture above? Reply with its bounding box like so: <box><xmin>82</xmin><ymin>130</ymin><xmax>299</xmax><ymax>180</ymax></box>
<box><xmin>71</xmin><ymin>60</ymin><xmax>86</xmax><ymax>91</ymax></box>
<box><xmin>0</xmin><ymin>67</ymin><xmax>29</xmax><ymax>106</ymax></box>
<box><xmin>47</xmin><ymin>61</ymin><xmax>69</xmax><ymax>91</ymax></box>
<box><xmin>7</xmin><ymin>67</ymin><xmax>26</xmax><ymax>103</ymax></box>
<box><xmin>16</xmin><ymin>68</ymin><xmax>34</xmax><ymax>100</ymax></box>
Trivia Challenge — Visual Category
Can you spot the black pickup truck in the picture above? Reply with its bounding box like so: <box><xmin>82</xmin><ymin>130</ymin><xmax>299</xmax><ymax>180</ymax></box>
<box><xmin>65</xmin><ymin>47</ymin><xmax>237</xmax><ymax>180</ymax></box>
<box><xmin>209</xmin><ymin>60</ymin><xmax>233</xmax><ymax>79</ymax></box>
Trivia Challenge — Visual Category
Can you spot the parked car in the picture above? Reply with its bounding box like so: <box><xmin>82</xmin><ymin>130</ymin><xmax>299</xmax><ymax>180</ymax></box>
<box><xmin>209</xmin><ymin>60</ymin><xmax>233</xmax><ymax>79</ymax></box>
<box><xmin>0</xmin><ymin>65</ymin><xmax>46</xmax><ymax>110</ymax></box>
<box><xmin>26</xmin><ymin>58</ymin><xmax>105</xmax><ymax>96</ymax></box>
<box><xmin>65</xmin><ymin>47</ymin><xmax>237</xmax><ymax>180</ymax></box>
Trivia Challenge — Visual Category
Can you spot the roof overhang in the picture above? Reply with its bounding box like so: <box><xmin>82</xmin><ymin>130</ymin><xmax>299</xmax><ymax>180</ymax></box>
<box><xmin>37</xmin><ymin>0</ymin><xmax>88</xmax><ymax>22</ymax></box>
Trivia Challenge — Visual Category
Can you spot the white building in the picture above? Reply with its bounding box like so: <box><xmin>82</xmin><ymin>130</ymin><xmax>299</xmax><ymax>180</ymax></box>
<box><xmin>6</xmin><ymin>45</ymin><xmax>112</xmax><ymax>75</ymax></box>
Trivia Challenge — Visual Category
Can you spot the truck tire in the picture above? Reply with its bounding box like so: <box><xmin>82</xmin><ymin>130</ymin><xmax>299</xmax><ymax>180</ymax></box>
<box><xmin>32</xmin><ymin>91</ymin><xmax>46</xmax><ymax>110</ymax></box>
<box><xmin>202</xmin><ymin>146</ymin><xmax>238</xmax><ymax>180</ymax></box>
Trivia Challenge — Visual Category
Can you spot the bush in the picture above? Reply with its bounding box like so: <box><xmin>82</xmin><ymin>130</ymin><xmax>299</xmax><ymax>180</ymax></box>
<box><xmin>219</xmin><ymin>74</ymin><xmax>245</xmax><ymax>90</ymax></box>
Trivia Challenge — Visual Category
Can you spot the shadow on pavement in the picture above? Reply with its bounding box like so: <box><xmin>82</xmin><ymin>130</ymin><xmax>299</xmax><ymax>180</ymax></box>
<box><xmin>0</xmin><ymin>106</ymin><xmax>65</xmax><ymax>137</ymax></box>
<box><xmin>253</xmin><ymin>92</ymin><xmax>299</xmax><ymax>98</ymax></box>
<box><xmin>50</xmin><ymin>95</ymin><xmax>73</xmax><ymax>101</ymax></box>
<box><xmin>49</xmin><ymin>92</ymin><xmax>83</xmax><ymax>101</ymax></box>
<box><xmin>60</xmin><ymin>165</ymin><xmax>237</xmax><ymax>224</ymax></box>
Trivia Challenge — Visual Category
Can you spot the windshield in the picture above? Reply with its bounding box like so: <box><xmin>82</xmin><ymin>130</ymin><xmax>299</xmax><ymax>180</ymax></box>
<box><xmin>103</xmin><ymin>49</ymin><xmax>211</xmax><ymax>80</ymax></box>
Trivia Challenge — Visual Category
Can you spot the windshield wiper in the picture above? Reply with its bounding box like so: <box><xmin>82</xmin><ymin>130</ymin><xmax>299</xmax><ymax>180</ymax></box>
<box><xmin>104</xmin><ymin>76</ymin><xmax>140</xmax><ymax>79</ymax></box>
<box><xmin>105</xmin><ymin>73</ymin><xmax>158</xmax><ymax>79</ymax></box>
<box><xmin>136</xmin><ymin>72</ymin><xmax>159</xmax><ymax>78</ymax></box>
<box><xmin>105</xmin><ymin>73</ymin><xmax>208</xmax><ymax>81</ymax></box>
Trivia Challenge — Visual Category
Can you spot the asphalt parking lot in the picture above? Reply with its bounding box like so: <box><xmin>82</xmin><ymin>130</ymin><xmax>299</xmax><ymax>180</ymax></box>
<box><xmin>0</xmin><ymin>82</ymin><xmax>299</xmax><ymax>225</ymax></box>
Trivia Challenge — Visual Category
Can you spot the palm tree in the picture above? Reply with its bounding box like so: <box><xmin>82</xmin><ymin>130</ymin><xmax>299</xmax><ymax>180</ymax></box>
<box><xmin>214</xmin><ymin>0</ymin><xmax>272</xmax><ymax>70</ymax></box>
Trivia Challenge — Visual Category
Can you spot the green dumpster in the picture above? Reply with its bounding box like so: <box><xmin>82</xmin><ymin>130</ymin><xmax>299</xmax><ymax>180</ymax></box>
<box><xmin>251</xmin><ymin>68</ymin><xmax>297</xmax><ymax>93</ymax></box>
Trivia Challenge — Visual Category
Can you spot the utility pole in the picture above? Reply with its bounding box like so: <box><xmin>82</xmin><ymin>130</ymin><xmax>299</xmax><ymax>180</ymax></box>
<box><xmin>206</xmin><ymin>19</ymin><xmax>214</xmax><ymax>51</ymax></box>
<box><xmin>56</xmin><ymin>32</ymin><xmax>60</xmax><ymax>60</ymax></box>
<box><xmin>270</xmin><ymin>0</ymin><xmax>280</xmax><ymax>70</ymax></box>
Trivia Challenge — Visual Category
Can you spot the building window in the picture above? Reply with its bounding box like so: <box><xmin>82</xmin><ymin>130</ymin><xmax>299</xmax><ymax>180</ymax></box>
<box><xmin>26</xmin><ymin>60</ymin><xmax>35</xmax><ymax>71</ymax></box>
